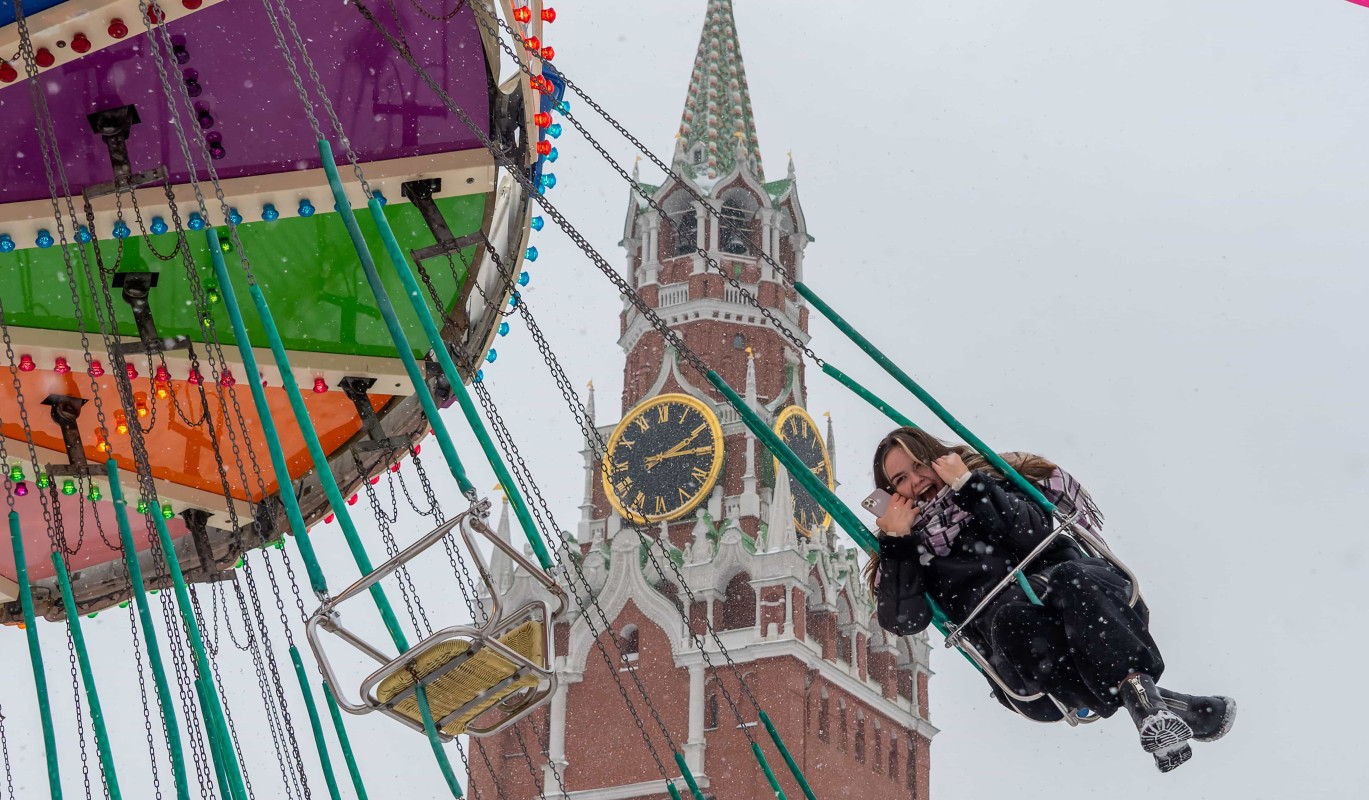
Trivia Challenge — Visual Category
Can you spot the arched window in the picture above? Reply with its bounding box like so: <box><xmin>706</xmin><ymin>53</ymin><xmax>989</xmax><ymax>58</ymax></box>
<box><xmin>873</xmin><ymin>721</ymin><xmax>883</xmax><ymax>771</ymax></box>
<box><xmin>838</xmin><ymin>701</ymin><xmax>848</xmax><ymax>751</ymax></box>
<box><xmin>706</xmin><ymin>693</ymin><xmax>719</xmax><ymax>730</ymax></box>
<box><xmin>888</xmin><ymin>736</ymin><xmax>899</xmax><ymax>783</ymax></box>
<box><xmin>619</xmin><ymin>624</ymin><xmax>639</xmax><ymax>665</ymax></box>
<box><xmin>664</xmin><ymin>192</ymin><xmax>697</xmax><ymax>257</ymax></box>
<box><xmin>854</xmin><ymin>713</ymin><xmax>866</xmax><ymax>763</ymax></box>
<box><xmin>719</xmin><ymin>190</ymin><xmax>758</xmax><ymax>256</ymax></box>
<box><xmin>906</xmin><ymin>736</ymin><xmax>917</xmax><ymax>794</ymax></box>
<box><xmin>817</xmin><ymin>688</ymin><xmax>830</xmax><ymax>742</ymax></box>
<box><xmin>719</xmin><ymin>571</ymin><xmax>756</xmax><ymax>630</ymax></box>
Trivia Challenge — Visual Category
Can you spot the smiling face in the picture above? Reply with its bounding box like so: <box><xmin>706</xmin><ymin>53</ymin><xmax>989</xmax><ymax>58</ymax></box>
<box><xmin>881</xmin><ymin>445</ymin><xmax>945</xmax><ymax>503</ymax></box>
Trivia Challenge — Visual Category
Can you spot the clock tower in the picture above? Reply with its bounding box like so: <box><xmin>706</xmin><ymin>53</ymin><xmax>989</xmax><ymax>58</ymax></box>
<box><xmin>471</xmin><ymin>3</ymin><xmax>935</xmax><ymax>799</ymax></box>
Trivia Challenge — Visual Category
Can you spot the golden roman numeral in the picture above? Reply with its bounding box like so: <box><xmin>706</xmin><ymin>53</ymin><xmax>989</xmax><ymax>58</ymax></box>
<box><xmin>657</xmin><ymin>405</ymin><xmax>670</xmax><ymax>423</ymax></box>
<box><xmin>634</xmin><ymin>416</ymin><xmax>650</xmax><ymax>433</ymax></box>
<box><xmin>615</xmin><ymin>477</ymin><xmax>633</xmax><ymax>494</ymax></box>
<box><xmin>654</xmin><ymin>496</ymin><xmax>667</xmax><ymax>514</ymax></box>
<box><xmin>690</xmin><ymin>466</ymin><xmax>709</xmax><ymax>482</ymax></box>
<box><xmin>633</xmin><ymin>491</ymin><xmax>646</xmax><ymax>509</ymax></box>
<box><xmin>678</xmin><ymin>487</ymin><xmax>692</xmax><ymax>503</ymax></box>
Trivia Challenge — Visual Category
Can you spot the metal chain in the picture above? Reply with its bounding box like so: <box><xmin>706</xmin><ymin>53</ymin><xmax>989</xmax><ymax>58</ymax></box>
<box><xmin>356</xmin><ymin>451</ymin><xmax>433</xmax><ymax>636</ymax></box>
<box><xmin>128</xmin><ymin>186</ymin><xmax>183</xmax><ymax>262</ymax></box>
<box><xmin>0</xmin><ymin>701</ymin><xmax>16</xmax><ymax>800</ymax></box>
<box><xmin>126</xmin><ymin>604</ymin><xmax>167</xmax><ymax>800</ymax></box>
<box><xmin>465</xmin><ymin>1</ymin><xmax>821</xmax><ymax>368</ymax></box>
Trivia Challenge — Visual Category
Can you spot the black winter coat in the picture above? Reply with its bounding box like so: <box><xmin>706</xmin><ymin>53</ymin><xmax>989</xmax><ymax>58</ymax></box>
<box><xmin>874</xmin><ymin>472</ymin><xmax>1079</xmax><ymax>638</ymax></box>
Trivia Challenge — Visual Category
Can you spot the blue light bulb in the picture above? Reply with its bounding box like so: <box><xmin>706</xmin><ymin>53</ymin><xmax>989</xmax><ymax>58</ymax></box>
<box><xmin>373</xmin><ymin>191</ymin><xmax>388</xmax><ymax>206</ymax></box>
<box><xmin>530</xmin><ymin>216</ymin><xmax>544</xmax><ymax>231</ymax></box>
<box><xmin>539</xmin><ymin>173</ymin><xmax>557</xmax><ymax>190</ymax></box>
<box><xmin>228</xmin><ymin>208</ymin><xmax>243</xmax><ymax>225</ymax></box>
<box><xmin>36</xmin><ymin>230</ymin><xmax>54</xmax><ymax>248</ymax></box>
<box><xmin>149</xmin><ymin>217</ymin><xmax>168</xmax><ymax>236</ymax></box>
<box><xmin>298</xmin><ymin>199</ymin><xmax>315</xmax><ymax>217</ymax></box>
<box><xmin>547</xmin><ymin>147</ymin><xmax>559</xmax><ymax>163</ymax></box>
<box><xmin>262</xmin><ymin>203</ymin><xmax>280</xmax><ymax>222</ymax></box>
<box><xmin>510</xmin><ymin>292</ymin><xmax>521</xmax><ymax>308</ymax></box>
<box><xmin>518</xmin><ymin>271</ymin><xmax>530</xmax><ymax>286</ymax></box>
<box><xmin>475</xmin><ymin>369</ymin><xmax>485</xmax><ymax>382</ymax></box>
<box><xmin>485</xmin><ymin>349</ymin><xmax>497</xmax><ymax>364</ymax></box>
<box><xmin>555</xmin><ymin>100</ymin><xmax>570</xmax><ymax>114</ymax></box>
<box><xmin>75</xmin><ymin>226</ymin><xmax>92</xmax><ymax>244</ymax></box>
<box><xmin>112</xmin><ymin>220</ymin><xmax>131</xmax><ymax>239</ymax></box>
<box><xmin>547</xmin><ymin>123</ymin><xmax>562</xmax><ymax>139</ymax></box>
<box><xmin>498</xmin><ymin>322</ymin><xmax>510</xmax><ymax>336</ymax></box>
<box><xmin>187</xmin><ymin>213</ymin><xmax>206</xmax><ymax>231</ymax></box>
<box><xmin>525</xmin><ymin>246</ymin><xmax>538</xmax><ymax>262</ymax></box>
<box><xmin>0</xmin><ymin>234</ymin><xmax>14</xmax><ymax>253</ymax></box>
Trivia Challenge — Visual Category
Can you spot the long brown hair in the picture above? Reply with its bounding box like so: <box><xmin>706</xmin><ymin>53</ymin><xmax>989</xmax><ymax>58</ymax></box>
<box><xmin>863</xmin><ymin>427</ymin><xmax>1057</xmax><ymax>592</ymax></box>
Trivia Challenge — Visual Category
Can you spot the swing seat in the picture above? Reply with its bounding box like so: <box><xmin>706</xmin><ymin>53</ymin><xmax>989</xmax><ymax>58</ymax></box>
<box><xmin>371</xmin><ymin>619</ymin><xmax>549</xmax><ymax>737</ymax></box>
<box><xmin>307</xmin><ymin>505</ymin><xmax>568</xmax><ymax>740</ymax></box>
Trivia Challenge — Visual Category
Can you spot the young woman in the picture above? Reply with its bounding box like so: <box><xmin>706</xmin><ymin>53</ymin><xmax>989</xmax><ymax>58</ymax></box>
<box><xmin>867</xmin><ymin>427</ymin><xmax>1234</xmax><ymax>773</ymax></box>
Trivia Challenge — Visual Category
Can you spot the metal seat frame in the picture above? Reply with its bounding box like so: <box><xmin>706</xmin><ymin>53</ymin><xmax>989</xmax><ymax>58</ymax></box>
<box><xmin>936</xmin><ymin>514</ymin><xmax>1143</xmax><ymax>726</ymax></box>
<box><xmin>307</xmin><ymin>503</ymin><xmax>568</xmax><ymax>740</ymax></box>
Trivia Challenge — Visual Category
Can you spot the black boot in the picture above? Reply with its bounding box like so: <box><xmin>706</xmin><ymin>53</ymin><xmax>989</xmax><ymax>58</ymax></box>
<box><xmin>1119</xmin><ymin>673</ymin><xmax>1193</xmax><ymax>773</ymax></box>
<box><xmin>1159</xmin><ymin>687</ymin><xmax>1237</xmax><ymax>742</ymax></box>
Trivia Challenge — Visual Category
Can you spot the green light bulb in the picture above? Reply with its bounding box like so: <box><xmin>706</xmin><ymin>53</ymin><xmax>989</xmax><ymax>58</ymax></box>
<box><xmin>8</xmin><ymin>464</ymin><xmax>23</xmax><ymax>482</ymax></box>
<box><xmin>36</xmin><ymin>472</ymin><xmax>49</xmax><ymax>488</ymax></box>
<box><xmin>161</xmin><ymin>502</ymin><xmax>174</xmax><ymax>520</ymax></box>
<box><xmin>61</xmin><ymin>479</ymin><xmax>77</xmax><ymax>496</ymax></box>
<box><xmin>87</xmin><ymin>485</ymin><xmax>101</xmax><ymax>502</ymax></box>
<box><xmin>137</xmin><ymin>500</ymin><xmax>148</xmax><ymax>514</ymax></box>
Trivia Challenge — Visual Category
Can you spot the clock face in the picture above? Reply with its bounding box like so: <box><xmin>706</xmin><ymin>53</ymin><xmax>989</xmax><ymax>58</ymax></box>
<box><xmin>772</xmin><ymin>406</ymin><xmax>834</xmax><ymax>538</ymax></box>
<box><xmin>602</xmin><ymin>393</ymin><xmax>725</xmax><ymax>524</ymax></box>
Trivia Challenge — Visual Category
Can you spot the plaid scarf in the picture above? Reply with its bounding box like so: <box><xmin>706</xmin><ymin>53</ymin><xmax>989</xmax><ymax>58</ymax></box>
<box><xmin>912</xmin><ymin>466</ymin><xmax>1105</xmax><ymax>560</ymax></box>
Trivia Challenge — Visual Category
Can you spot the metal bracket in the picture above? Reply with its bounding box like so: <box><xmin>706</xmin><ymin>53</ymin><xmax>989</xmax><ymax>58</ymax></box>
<box><xmin>42</xmin><ymin>395</ymin><xmax>99</xmax><ymax>478</ymax></box>
<box><xmin>180</xmin><ymin>509</ymin><xmax>218</xmax><ymax>574</ymax></box>
<box><xmin>401</xmin><ymin>179</ymin><xmax>486</xmax><ymax>264</ymax></box>
<box><xmin>339</xmin><ymin>377</ymin><xmax>409</xmax><ymax>453</ymax></box>
<box><xmin>83</xmin><ymin>105</ymin><xmax>168</xmax><ymax>199</ymax></box>
<box><xmin>111</xmin><ymin>272</ymin><xmax>192</xmax><ymax>356</ymax></box>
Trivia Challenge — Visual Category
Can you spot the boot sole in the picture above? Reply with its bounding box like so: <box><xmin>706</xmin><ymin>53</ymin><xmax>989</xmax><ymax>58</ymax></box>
<box><xmin>1155</xmin><ymin>744</ymin><xmax>1193</xmax><ymax>773</ymax></box>
<box><xmin>1192</xmin><ymin>696</ymin><xmax>1237</xmax><ymax>743</ymax></box>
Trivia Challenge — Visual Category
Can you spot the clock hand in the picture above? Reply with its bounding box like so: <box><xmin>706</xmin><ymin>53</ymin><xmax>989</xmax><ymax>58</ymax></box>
<box><xmin>645</xmin><ymin>446</ymin><xmax>715</xmax><ymax>469</ymax></box>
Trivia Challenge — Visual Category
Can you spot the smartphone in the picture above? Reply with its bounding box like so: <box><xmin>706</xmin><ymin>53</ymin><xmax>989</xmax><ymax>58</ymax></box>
<box><xmin>861</xmin><ymin>488</ymin><xmax>893</xmax><ymax>517</ymax></box>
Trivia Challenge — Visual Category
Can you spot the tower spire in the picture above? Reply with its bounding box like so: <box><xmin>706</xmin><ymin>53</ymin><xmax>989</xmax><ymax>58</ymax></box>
<box><xmin>673</xmin><ymin>0</ymin><xmax>764</xmax><ymax>182</ymax></box>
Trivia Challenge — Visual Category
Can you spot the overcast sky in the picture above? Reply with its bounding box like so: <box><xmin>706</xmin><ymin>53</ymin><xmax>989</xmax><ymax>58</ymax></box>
<box><xmin>3</xmin><ymin>1</ymin><xmax>1367</xmax><ymax>798</ymax></box>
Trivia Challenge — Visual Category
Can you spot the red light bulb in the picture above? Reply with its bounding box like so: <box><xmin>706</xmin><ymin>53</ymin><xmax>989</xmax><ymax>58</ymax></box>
<box><xmin>114</xmin><ymin>410</ymin><xmax>129</xmax><ymax>436</ymax></box>
<box><xmin>324</xmin><ymin>513</ymin><xmax>335</xmax><ymax>524</ymax></box>
<box><xmin>135</xmin><ymin>393</ymin><xmax>149</xmax><ymax>418</ymax></box>
<box><xmin>146</xmin><ymin>4</ymin><xmax>165</xmax><ymax>24</ymax></box>
<box><xmin>524</xmin><ymin>36</ymin><xmax>540</xmax><ymax>51</ymax></box>
<box><xmin>534</xmin><ymin>112</ymin><xmax>552</xmax><ymax>128</ymax></box>
<box><xmin>369</xmin><ymin>475</ymin><xmax>381</xmax><ymax>485</ymax></box>
<box><xmin>390</xmin><ymin>463</ymin><xmax>401</xmax><ymax>473</ymax></box>
<box><xmin>541</xmin><ymin>7</ymin><xmax>556</xmax><ymax>22</ymax></box>
<box><xmin>347</xmin><ymin>493</ymin><xmax>358</xmax><ymax>506</ymax></box>
<box><xmin>125</xmin><ymin>363</ymin><xmax>138</xmax><ymax>380</ymax></box>
<box><xmin>539</xmin><ymin>46</ymin><xmax>555</xmax><ymax>61</ymax></box>
<box><xmin>537</xmin><ymin>140</ymin><xmax>552</xmax><ymax>156</ymax></box>
<box><xmin>88</xmin><ymin>360</ymin><xmax>105</xmax><ymax>377</ymax></box>
<box><xmin>0</xmin><ymin>62</ymin><xmax>16</xmax><ymax>83</ymax></box>
<box><xmin>219</xmin><ymin>370</ymin><xmax>236</xmax><ymax>387</ymax></box>
<box><xmin>312</xmin><ymin>377</ymin><xmax>328</xmax><ymax>394</ymax></box>
<box><xmin>108</xmin><ymin>19</ymin><xmax>129</xmax><ymax>39</ymax></box>
<box><xmin>34</xmin><ymin>49</ymin><xmax>55</xmax><ymax>69</ymax></box>
<box><xmin>512</xmin><ymin>5</ymin><xmax>531</xmax><ymax>22</ymax></box>
<box><xmin>182</xmin><ymin>0</ymin><xmax>203</xmax><ymax>8</ymax></box>
<box><xmin>53</xmin><ymin>356</ymin><xmax>71</xmax><ymax>374</ymax></box>
<box><xmin>70</xmin><ymin>34</ymin><xmax>91</xmax><ymax>54</ymax></box>
<box><xmin>17</xmin><ymin>355</ymin><xmax>34</xmax><ymax>372</ymax></box>
<box><xmin>187</xmin><ymin>368</ymin><xmax>202</xmax><ymax>385</ymax></box>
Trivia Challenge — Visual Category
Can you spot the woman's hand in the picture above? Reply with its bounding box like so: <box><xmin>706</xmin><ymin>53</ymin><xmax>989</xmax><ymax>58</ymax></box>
<box><xmin>931</xmin><ymin>453</ymin><xmax>970</xmax><ymax>486</ymax></box>
<box><xmin>876</xmin><ymin>494</ymin><xmax>920</xmax><ymax>537</ymax></box>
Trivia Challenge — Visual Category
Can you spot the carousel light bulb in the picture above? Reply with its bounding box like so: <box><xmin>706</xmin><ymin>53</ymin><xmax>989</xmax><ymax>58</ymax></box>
<box><xmin>187</xmin><ymin>368</ymin><xmax>202</xmax><ymax>385</ymax></box>
<box><xmin>88</xmin><ymin>360</ymin><xmax>105</xmax><ymax>377</ymax></box>
<box><xmin>537</xmin><ymin>140</ymin><xmax>552</xmax><ymax>156</ymax></box>
<box><xmin>546</xmin><ymin>123</ymin><xmax>562</xmax><ymax>138</ymax></box>
<box><xmin>324</xmin><ymin>513</ymin><xmax>335</xmax><ymax>524</ymax></box>
<box><xmin>524</xmin><ymin>35</ymin><xmax>541</xmax><ymax>51</ymax></box>
<box><xmin>94</xmin><ymin>428</ymin><xmax>110</xmax><ymax>453</ymax></box>
<box><xmin>0</xmin><ymin>234</ymin><xmax>15</xmax><ymax>252</ymax></box>
<box><xmin>137</xmin><ymin>499</ymin><xmax>148</xmax><ymax>514</ymax></box>
<box><xmin>518</xmin><ymin>271</ymin><xmax>530</xmax><ymax>286</ymax></box>
<box><xmin>0</xmin><ymin>63</ymin><xmax>16</xmax><ymax>84</ymax></box>
<box><xmin>540</xmin><ymin>46</ymin><xmax>555</xmax><ymax>61</ymax></box>
<box><xmin>36</xmin><ymin>230</ymin><xmax>55</xmax><ymax>248</ymax></box>
<box><xmin>125</xmin><ymin>363</ymin><xmax>138</xmax><ymax>380</ymax></box>
<box><xmin>9</xmin><ymin>465</ymin><xmax>23</xmax><ymax>482</ymax></box>
<box><xmin>13</xmin><ymin>482</ymin><xmax>27</xmax><ymax>497</ymax></box>
<box><xmin>88</xmin><ymin>485</ymin><xmax>102</xmax><ymax>502</ymax></box>
<box><xmin>17</xmin><ymin>355</ymin><xmax>34</xmax><ymax>372</ymax></box>
<box><xmin>512</xmin><ymin>5</ymin><xmax>531</xmax><ymax>22</ymax></box>
<box><xmin>161</xmin><ymin>502</ymin><xmax>174</xmax><ymax>520</ymax></box>
<box><xmin>227</xmin><ymin>207</ymin><xmax>243</xmax><ymax>225</ymax></box>
<box><xmin>62</xmin><ymin>479</ymin><xmax>77</xmax><ymax>496</ymax></box>
<box><xmin>108</xmin><ymin>18</ymin><xmax>129</xmax><ymax>39</ymax></box>
<box><xmin>204</xmin><ymin>280</ymin><xmax>222</xmax><ymax>305</ymax></box>
<box><xmin>525</xmin><ymin>246</ymin><xmax>538</xmax><ymax>262</ymax></box>
<box><xmin>531</xmin><ymin>216</ymin><xmax>544</xmax><ymax>231</ymax></box>
<box><xmin>53</xmin><ymin>356</ymin><xmax>70</xmax><ymax>374</ymax></box>
<box><xmin>541</xmin><ymin>7</ymin><xmax>556</xmax><ymax>22</ymax></box>
<box><xmin>36</xmin><ymin>473</ymin><xmax>49</xmax><ymax>489</ymax></box>
<box><xmin>71</xmin><ymin>33</ymin><xmax>92</xmax><ymax>54</ymax></box>
<box><xmin>112</xmin><ymin>220</ymin><xmax>131</xmax><ymax>239</ymax></box>
<box><xmin>546</xmin><ymin>147</ymin><xmax>559</xmax><ymax>163</ymax></box>
<box><xmin>498</xmin><ymin>322</ymin><xmax>510</xmax><ymax>336</ymax></box>
<box><xmin>75</xmin><ymin>226</ymin><xmax>92</xmax><ymax>243</ymax></box>
<box><xmin>114</xmin><ymin>410</ymin><xmax>129</xmax><ymax>435</ymax></box>
<box><xmin>485</xmin><ymin>348</ymin><xmax>498</xmax><ymax>363</ymax></box>
<box><xmin>475</xmin><ymin>368</ymin><xmax>484</xmax><ymax>382</ymax></box>
<box><xmin>347</xmin><ymin>493</ymin><xmax>358</xmax><ymax>506</ymax></box>
<box><xmin>187</xmin><ymin>213</ymin><xmax>206</xmax><ymax>231</ymax></box>
<box><xmin>298</xmin><ymin>199</ymin><xmax>315</xmax><ymax>217</ymax></box>
<box><xmin>150</xmin><ymin>217</ymin><xmax>169</xmax><ymax>235</ymax></box>
<box><xmin>534</xmin><ymin>112</ymin><xmax>552</xmax><ymax>128</ymax></box>
<box><xmin>262</xmin><ymin>203</ymin><xmax>280</xmax><ymax>221</ymax></box>
<box><xmin>219</xmin><ymin>370</ymin><xmax>236</xmax><ymax>387</ymax></box>
<box><xmin>313</xmin><ymin>377</ymin><xmax>328</xmax><ymax>394</ymax></box>
<box><xmin>135</xmin><ymin>393</ymin><xmax>149</xmax><ymax>418</ymax></box>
